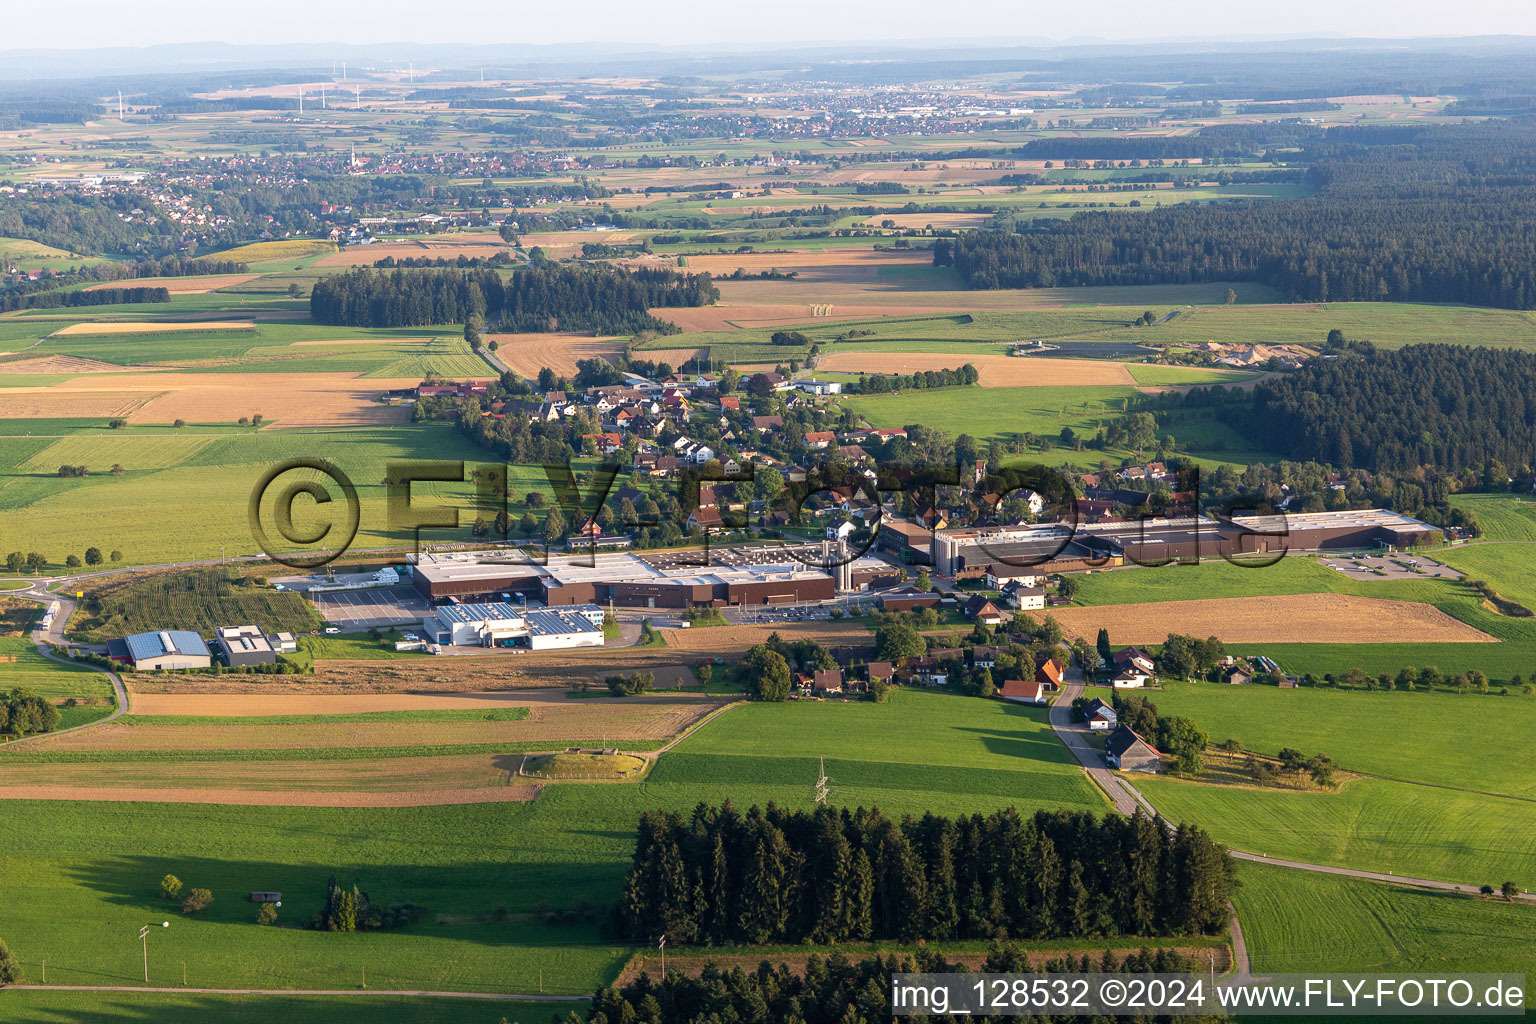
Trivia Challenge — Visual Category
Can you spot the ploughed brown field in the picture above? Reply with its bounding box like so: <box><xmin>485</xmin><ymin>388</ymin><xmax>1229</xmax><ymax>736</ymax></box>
<box><xmin>83</xmin><ymin>274</ymin><xmax>260</xmax><ymax>294</ymax></box>
<box><xmin>1049</xmin><ymin>594</ymin><xmax>1497</xmax><ymax>645</ymax></box>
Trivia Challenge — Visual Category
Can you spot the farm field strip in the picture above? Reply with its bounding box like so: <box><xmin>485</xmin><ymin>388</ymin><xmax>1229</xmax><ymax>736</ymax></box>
<box><xmin>1049</xmin><ymin>593</ymin><xmax>1496</xmax><ymax>645</ymax></box>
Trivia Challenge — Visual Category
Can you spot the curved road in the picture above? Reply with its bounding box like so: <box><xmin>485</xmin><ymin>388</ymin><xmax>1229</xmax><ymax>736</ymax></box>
<box><xmin>1043</xmin><ymin>673</ymin><xmax>1536</xmax><ymax>979</ymax></box>
<box><xmin>3</xmin><ymin>580</ymin><xmax>130</xmax><ymax>748</ymax></box>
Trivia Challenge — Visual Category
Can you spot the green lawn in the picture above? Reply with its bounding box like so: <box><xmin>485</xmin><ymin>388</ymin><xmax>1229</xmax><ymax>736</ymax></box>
<box><xmin>1234</xmin><ymin>860</ymin><xmax>1536</xmax><ymax>974</ymax></box>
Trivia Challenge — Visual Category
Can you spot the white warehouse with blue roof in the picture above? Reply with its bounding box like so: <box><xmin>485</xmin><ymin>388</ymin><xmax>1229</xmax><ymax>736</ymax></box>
<box><xmin>424</xmin><ymin>602</ymin><xmax>606</xmax><ymax>650</ymax></box>
<box><xmin>106</xmin><ymin>630</ymin><xmax>214</xmax><ymax>671</ymax></box>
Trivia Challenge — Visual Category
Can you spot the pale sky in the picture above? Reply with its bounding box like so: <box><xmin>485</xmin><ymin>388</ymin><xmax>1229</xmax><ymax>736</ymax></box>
<box><xmin>7</xmin><ymin>0</ymin><xmax>1536</xmax><ymax>52</ymax></box>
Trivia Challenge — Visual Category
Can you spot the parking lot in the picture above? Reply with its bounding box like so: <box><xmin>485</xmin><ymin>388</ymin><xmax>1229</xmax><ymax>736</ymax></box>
<box><xmin>309</xmin><ymin>585</ymin><xmax>432</xmax><ymax>628</ymax></box>
<box><xmin>1320</xmin><ymin>553</ymin><xmax>1463</xmax><ymax>582</ymax></box>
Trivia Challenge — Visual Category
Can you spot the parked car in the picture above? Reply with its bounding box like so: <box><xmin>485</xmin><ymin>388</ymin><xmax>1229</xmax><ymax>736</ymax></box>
<box><xmin>324</xmin><ymin>627</ymin><xmax>340</xmax><ymax>635</ymax></box>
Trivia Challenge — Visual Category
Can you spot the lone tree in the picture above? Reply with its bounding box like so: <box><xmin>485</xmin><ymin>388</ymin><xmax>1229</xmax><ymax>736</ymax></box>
<box><xmin>257</xmin><ymin>902</ymin><xmax>279</xmax><ymax>925</ymax></box>
<box><xmin>743</xmin><ymin>644</ymin><xmax>792</xmax><ymax>702</ymax></box>
<box><xmin>1502</xmin><ymin>880</ymin><xmax>1520</xmax><ymax>901</ymax></box>
<box><xmin>159</xmin><ymin>874</ymin><xmax>183</xmax><ymax>900</ymax></box>
<box><xmin>0</xmin><ymin>937</ymin><xmax>18</xmax><ymax>985</ymax></box>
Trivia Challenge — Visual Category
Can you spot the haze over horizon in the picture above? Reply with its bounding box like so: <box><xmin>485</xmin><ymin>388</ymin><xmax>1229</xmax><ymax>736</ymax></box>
<box><xmin>7</xmin><ymin>0</ymin><xmax>1536</xmax><ymax>55</ymax></box>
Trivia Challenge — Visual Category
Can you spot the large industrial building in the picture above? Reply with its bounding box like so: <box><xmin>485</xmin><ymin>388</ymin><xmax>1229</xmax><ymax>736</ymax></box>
<box><xmin>409</xmin><ymin>549</ymin><xmax>896</xmax><ymax>609</ymax></box>
<box><xmin>930</xmin><ymin>509</ymin><xmax>1439</xmax><ymax>578</ymax></box>
<box><xmin>424</xmin><ymin>602</ymin><xmax>606</xmax><ymax>649</ymax></box>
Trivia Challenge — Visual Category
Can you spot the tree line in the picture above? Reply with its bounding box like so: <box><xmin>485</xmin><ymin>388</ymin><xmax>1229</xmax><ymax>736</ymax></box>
<box><xmin>856</xmin><ymin>363</ymin><xmax>980</xmax><ymax>393</ymax></box>
<box><xmin>310</xmin><ymin>263</ymin><xmax>717</xmax><ymax>333</ymax></box>
<box><xmin>571</xmin><ymin>946</ymin><xmax>1227</xmax><ymax>1024</ymax></box>
<box><xmin>935</xmin><ymin>124</ymin><xmax>1536</xmax><ymax>309</ymax></box>
<box><xmin>0</xmin><ymin>285</ymin><xmax>169</xmax><ymax>314</ymax></box>
<box><xmin>617</xmin><ymin>803</ymin><xmax>1234</xmax><ymax>946</ymax></box>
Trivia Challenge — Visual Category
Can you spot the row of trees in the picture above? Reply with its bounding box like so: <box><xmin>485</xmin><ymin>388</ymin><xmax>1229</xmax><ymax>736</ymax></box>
<box><xmin>617</xmin><ymin>803</ymin><xmax>1235</xmax><ymax>946</ymax></box>
<box><xmin>856</xmin><ymin>364</ymin><xmax>980</xmax><ymax>394</ymax></box>
<box><xmin>5</xmin><ymin>548</ymin><xmax>116</xmax><ymax>571</ymax></box>
<box><xmin>575</xmin><ymin>946</ymin><xmax>1225</xmax><ymax>1024</ymax></box>
<box><xmin>310</xmin><ymin>263</ymin><xmax>717</xmax><ymax>333</ymax></box>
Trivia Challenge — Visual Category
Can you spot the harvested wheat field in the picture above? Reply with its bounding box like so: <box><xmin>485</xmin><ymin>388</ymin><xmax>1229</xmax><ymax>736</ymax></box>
<box><xmin>0</xmin><ymin>390</ymin><xmax>155</xmax><ymax>419</ymax></box>
<box><xmin>1050</xmin><ymin>594</ymin><xmax>1497</xmax><ymax>645</ymax></box>
<box><xmin>817</xmin><ymin>352</ymin><xmax>1139</xmax><ymax>387</ymax></box>
<box><xmin>659</xmin><ymin>621</ymin><xmax>872</xmax><ymax>653</ymax></box>
<box><xmin>50</xmin><ymin>320</ymin><xmax>255</xmax><ymax>336</ymax></box>
<box><xmin>84</xmin><ymin>274</ymin><xmax>260</xmax><ymax>293</ymax></box>
<box><xmin>487</xmin><ymin>332</ymin><xmax>624</xmax><ymax>376</ymax></box>
<box><xmin>0</xmin><ymin>354</ymin><xmax>157</xmax><ymax>374</ymax></box>
<box><xmin>21</xmin><ymin>372</ymin><xmax>425</xmax><ymax>427</ymax></box>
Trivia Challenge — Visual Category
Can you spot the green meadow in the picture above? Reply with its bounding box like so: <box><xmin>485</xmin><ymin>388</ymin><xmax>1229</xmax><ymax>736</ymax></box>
<box><xmin>1145</xmin><ymin>679</ymin><xmax>1536</xmax><ymax>795</ymax></box>
<box><xmin>841</xmin><ymin>384</ymin><xmax>1279</xmax><ymax>470</ymax></box>
<box><xmin>0</xmin><ymin>423</ymin><xmax>589</xmax><ymax>564</ymax></box>
<box><xmin>1234</xmin><ymin>860</ymin><xmax>1536</xmax><ymax>974</ymax></box>
<box><xmin>0</xmin><ymin>690</ymin><xmax>1104</xmax><ymax>996</ymax></box>
<box><xmin>1138</xmin><ymin>773</ymin><xmax>1536</xmax><ymax>888</ymax></box>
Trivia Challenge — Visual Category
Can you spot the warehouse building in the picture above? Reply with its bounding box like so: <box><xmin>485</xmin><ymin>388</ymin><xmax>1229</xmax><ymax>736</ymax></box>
<box><xmin>107</xmin><ymin>630</ymin><xmax>213</xmax><ymax>672</ymax></box>
<box><xmin>212</xmin><ymin>625</ymin><xmax>278</xmax><ymax>667</ymax></box>
<box><xmin>407</xmin><ymin>550</ymin><xmax>878</xmax><ymax>609</ymax></box>
<box><xmin>424</xmin><ymin>602</ymin><xmax>605</xmax><ymax>649</ymax></box>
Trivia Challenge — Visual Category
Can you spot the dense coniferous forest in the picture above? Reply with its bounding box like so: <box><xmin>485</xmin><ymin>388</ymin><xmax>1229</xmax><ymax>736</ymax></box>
<box><xmin>570</xmin><ymin>947</ymin><xmax>1228</xmax><ymax>1024</ymax></box>
<box><xmin>936</xmin><ymin>125</ymin><xmax>1536</xmax><ymax>309</ymax></box>
<box><xmin>309</xmin><ymin>264</ymin><xmax>717</xmax><ymax>331</ymax></box>
<box><xmin>0</xmin><ymin>286</ymin><xmax>169</xmax><ymax>313</ymax></box>
<box><xmin>617</xmin><ymin>804</ymin><xmax>1234</xmax><ymax>946</ymax></box>
<box><xmin>1242</xmin><ymin>345</ymin><xmax>1536</xmax><ymax>477</ymax></box>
